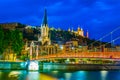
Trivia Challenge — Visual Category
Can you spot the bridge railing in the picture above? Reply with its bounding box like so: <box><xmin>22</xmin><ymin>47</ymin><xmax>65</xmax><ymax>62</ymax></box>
<box><xmin>38</xmin><ymin>52</ymin><xmax>120</xmax><ymax>59</ymax></box>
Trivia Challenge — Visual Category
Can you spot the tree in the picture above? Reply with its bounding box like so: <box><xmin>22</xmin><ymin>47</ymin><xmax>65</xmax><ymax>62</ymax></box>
<box><xmin>0</xmin><ymin>26</ymin><xmax>24</xmax><ymax>60</ymax></box>
<box><xmin>0</xmin><ymin>26</ymin><xmax>4</xmax><ymax>54</ymax></box>
<box><xmin>11</xmin><ymin>30</ymin><xmax>24</xmax><ymax>55</ymax></box>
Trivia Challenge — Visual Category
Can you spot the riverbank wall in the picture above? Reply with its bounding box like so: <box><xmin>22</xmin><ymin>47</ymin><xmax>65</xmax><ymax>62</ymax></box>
<box><xmin>41</xmin><ymin>63</ymin><xmax>120</xmax><ymax>71</ymax></box>
<box><xmin>0</xmin><ymin>61</ymin><xmax>27</xmax><ymax>70</ymax></box>
<box><xmin>0</xmin><ymin>61</ymin><xmax>120</xmax><ymax>70</ymax></box>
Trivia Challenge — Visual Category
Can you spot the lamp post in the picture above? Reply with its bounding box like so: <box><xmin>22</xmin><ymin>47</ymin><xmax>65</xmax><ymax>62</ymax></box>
<box><xmin>111</xmin><ymin>32</ymin><xmax>113</xmax><ymax>48</ymax></box>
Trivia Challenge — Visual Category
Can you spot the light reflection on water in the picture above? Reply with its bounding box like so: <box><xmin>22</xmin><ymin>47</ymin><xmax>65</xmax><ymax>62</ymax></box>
<box><xmin>64</xmin><ymin>73</ymin><xmax>72</xmax><ymax>80</ymax></box>
<box><xmin>26</xmin><ymin>71</ymin><xmax>57</xmax><ymax>80</ymax></box>
<box><xmin>0</xmin><ymin>70</ymin><xmax>120</xmax><ymax>80</ymax></box>
<box><xmin>72</xmin><ymin>71</ymin><xmax>86</xmax><ymax>80</ymax></box>
<box><xmin>26</xmin><ymin>72</ymin><xmax>40</xmax><ymax>80</ymax></box>
<box><xmin>100</xmin><ymin>71</ymin><xmax>108</xmax><ymax>80</ymax></box>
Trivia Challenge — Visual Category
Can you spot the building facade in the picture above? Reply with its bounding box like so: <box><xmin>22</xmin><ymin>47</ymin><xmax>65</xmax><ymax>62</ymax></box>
<box><xmin>68</xmin><ymin>26</ymin><xmax>89</xmax><ymax>38</ymax></box>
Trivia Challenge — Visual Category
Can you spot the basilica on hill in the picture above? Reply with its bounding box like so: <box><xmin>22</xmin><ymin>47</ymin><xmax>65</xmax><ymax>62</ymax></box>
<box><xmin>68</xmin><ymin>26</ymin><xmax>89</xmax><ymax>38</ymax></box>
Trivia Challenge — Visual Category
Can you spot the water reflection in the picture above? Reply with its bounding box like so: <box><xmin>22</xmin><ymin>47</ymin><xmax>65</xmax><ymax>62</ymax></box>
<box><xmin>0</xmin><ymin>70</ymin><xmax>120</xmax><ymax>80</ymax></box>
<box><xmin>73</xmin><ymin>71</ymin><xmax>86</xmax><ymax>80</ymax></box>
<box><xmin>26</xmin><ymin>72</ymin><xmax>39</xmax><ymax>80</ymax></box>
<box><xmin>26</xmin><ymin>71</ymin><xmax>58</xmax><ymax>80</ymax></box>
<box><xmin>51</xmin><ymin>70</ymin><xmax>59</xmax><ymax>76</ymax></box>
<box><xmin>64</xmin><ymin>73</ymin><xmax>72</xmax><ymax>80</ymax></box>
<box><xmin>0</xmin><ymin>70</ymin><xmax>27</xmax><ymax>80</ymax></box>
<box><xmin>100</xmin><ymin>71</ymin><xmax>108</xmax><ymax>80</ymax></box>
<box><xmin>8</xmin><ymin>71</ymin><xmax>22</xmax><ymax>80</ymax></box>
<box><xmin>40</xmin><ymin>73</ymin><xmax>58</xmax><ymax>80</ymax></box>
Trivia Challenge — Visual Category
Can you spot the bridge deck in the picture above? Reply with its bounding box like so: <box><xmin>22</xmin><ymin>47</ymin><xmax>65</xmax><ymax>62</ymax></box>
<box><xmin>38</xmin><ymin>52</ymin><xmax>120</xmax><ymax>59</ymax></box>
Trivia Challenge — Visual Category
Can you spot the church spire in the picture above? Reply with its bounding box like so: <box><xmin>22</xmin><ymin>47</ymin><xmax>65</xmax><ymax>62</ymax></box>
<box><xmin>39</xmin><ymin>9</ymin><xmax>51</xmax><ymax>45</ymax></box>
<box><xmin>42</xmin><ymin>9</ymin><xmax>48</xmax><ymax>26</ymax></box>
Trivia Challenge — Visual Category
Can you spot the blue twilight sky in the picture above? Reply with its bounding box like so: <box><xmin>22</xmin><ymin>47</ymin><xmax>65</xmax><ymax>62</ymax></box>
<box><xmin>0</xmin><ymin>0</ymin><xmax>120</xmax><ymax>43</ymax></box>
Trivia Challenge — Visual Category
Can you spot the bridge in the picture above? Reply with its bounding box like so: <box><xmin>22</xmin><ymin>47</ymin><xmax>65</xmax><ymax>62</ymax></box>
<box><xmin>38</xmin><ymin>52</ymin><xmax>120</xmax><ymax>60</ymax></box>
<box><xmin>28</xmin><ymin>26</ymin><xmax>120</xmax><ymax>63</ymax></box>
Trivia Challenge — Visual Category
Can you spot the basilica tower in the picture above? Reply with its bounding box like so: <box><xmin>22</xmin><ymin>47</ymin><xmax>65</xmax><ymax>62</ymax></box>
<box><xmin>38</xmin><ymin>9</ymin><xmax>51</xmax><ymax>45</ymax></box>
<box><xmin>77</xmin><ymin>27</ymin><xmax>84</xmax><ymax>37</ymax></box>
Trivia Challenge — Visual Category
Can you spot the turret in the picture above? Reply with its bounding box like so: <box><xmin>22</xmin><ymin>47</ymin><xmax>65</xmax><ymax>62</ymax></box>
<box><xmin>78</xmin><ymin>27</ymin><xmax>81</xmax><ymax>31</ymax></box>
<box><xmin>68</xmin><ymin>28</ymin><xmax>71</xmax><ymax>32</ymax></box>
<box><xmin>71</xmin><ymin>27</ymin><xmax>74</xmax><ymax>32</ymax></box>
<box><xmin>86</xmin><ymin>30</ymin><xmax>89</xmax><ymax>38</ymax></box>
<box><xmin>77</xmin><ymin>26</ymin><xmax>84</xmax><ymax>37</ymax></box>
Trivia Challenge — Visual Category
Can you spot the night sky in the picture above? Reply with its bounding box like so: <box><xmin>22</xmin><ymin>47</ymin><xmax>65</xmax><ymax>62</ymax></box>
<box><xmin>0</xmin><ymin>0</ymin><xmax>120</xmax><ymax>44</ymax></box>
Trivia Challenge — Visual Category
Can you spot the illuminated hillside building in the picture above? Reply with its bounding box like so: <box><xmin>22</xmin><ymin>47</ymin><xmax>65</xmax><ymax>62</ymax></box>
<box><xmin>68</xmin><ymin>27</ymin><xmax>89</xmax><ymax>38</ymax></box>
<box><xmin>76</xmin><ymin>27</ymin><xmax>84</xmax><ymax>37</ymax></box>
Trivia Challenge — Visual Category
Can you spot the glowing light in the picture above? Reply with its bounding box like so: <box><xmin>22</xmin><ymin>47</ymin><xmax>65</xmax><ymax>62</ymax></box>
<box><xmin>72</xmin><ymin>47</ymin><xmax>74</xmax><ymax>49</ymax></box>
<box><xmin>8</xmin><ymin>71</ymin><xmax>21</xmax><ymax>77</ymax></box>
<box><xmin>64</xmin><ymin>73</ymin><xmax>72</xmax><ymax>80</ymax></box>
<box><xmin>28</xmin><ymin>61</ymin><xmax>39</xmax><ymax>71</ymax></box>
<box><xmin>101</xmin><ymin>71</ymin><xmax>108</xmax><ymax>80</ymax></box>
<box><xmin>60</xmin><ymin>45</ymin><xmax>63</xmax><ymax>50</ymax></box>
<box><xmin>65</xmin><ymin>58</ymin><xmax>70</xmax><ymax>63</ymax></box>
<box><xmin>66</xmin><ymin>58</ymin><xmax>70</xmax><ymax>62</ymax></box>
<box><xmin>20</xmin><ymin>62</ymin><xmax>25</xmax><ymax>67</ymax></box>
<box><xmin>52</xmin><ymin>70</ymin><xmax>59</xmax><ymax>75</ymax></box>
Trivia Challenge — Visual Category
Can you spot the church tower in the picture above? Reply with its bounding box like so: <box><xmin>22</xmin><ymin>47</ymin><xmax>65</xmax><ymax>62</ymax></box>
<box><xmin>38</xmin><ymin>9</ymin><xmax>51</xmax><ymax>45</ymax></box>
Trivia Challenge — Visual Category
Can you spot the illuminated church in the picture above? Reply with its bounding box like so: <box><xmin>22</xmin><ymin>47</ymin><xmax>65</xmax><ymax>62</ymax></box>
<box><xmin>38</xmin><ymin>9</ymin><xmax>51</xmax><ymax>45</ymax></box>
<box><xmin>28</xmin><ymin>9</ymin><xmax>58</xmax><ymax>60</ymax></box>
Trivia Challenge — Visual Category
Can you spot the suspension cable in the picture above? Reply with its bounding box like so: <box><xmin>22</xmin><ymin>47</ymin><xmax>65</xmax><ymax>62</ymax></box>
<box><xmin>88</xmin><ymin>26</ymin><xmax>120</xmax><ymax>46</ymax></box>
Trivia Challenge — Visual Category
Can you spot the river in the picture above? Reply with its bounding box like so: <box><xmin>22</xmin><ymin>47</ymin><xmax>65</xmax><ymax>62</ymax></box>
<box><xmin>0</xmin><ymin>70</ymin><xmax>120</xmax><ymax>80</ymax></box>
